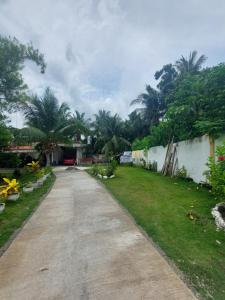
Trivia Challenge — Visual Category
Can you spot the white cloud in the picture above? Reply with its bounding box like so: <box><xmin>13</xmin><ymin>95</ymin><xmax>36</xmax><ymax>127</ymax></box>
<box><xmin>1</xmin><ymin>0</ymin><xmax>225</xmax><ymax>127</ymax></box>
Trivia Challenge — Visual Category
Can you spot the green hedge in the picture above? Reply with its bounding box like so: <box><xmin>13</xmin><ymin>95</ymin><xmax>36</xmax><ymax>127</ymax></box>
<box><xmin>0</xmin><ymin>153</ymin><xmax>21</xmax><ymax>168</ymax></box>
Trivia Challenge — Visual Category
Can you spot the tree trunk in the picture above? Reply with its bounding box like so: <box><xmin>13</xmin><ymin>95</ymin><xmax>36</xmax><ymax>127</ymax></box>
<box><xmin>46</xmin><ymin>153</ymin><xmax>51</xmax><ymax>166</ymax></box>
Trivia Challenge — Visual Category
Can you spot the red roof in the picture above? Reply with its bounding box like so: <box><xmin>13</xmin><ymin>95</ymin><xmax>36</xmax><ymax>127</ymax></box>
<box><xmin>8</xmin><ymin>145</ymin><xmax>34</xmax><ymax>151</ymax></box>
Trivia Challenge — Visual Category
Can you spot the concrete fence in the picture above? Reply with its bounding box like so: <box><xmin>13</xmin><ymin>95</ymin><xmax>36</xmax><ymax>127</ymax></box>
<box><xmin>132</xmin><ymin>134</ymin><xmax>225</xmax><ymax>183</ymax></box>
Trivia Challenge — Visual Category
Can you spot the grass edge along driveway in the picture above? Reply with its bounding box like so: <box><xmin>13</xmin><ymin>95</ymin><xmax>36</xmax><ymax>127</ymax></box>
<box><xmin>101</xmin><ymin>166</ymin><xmax>225</xmax><ymax>300</ymax></box>
<box><xmin>0</xmin><ymin>174</ymin><xmax>55</xmax><ymax>252</ymax></box>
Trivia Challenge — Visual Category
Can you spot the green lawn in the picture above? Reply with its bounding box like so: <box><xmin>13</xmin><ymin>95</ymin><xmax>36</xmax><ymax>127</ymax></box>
<box><xmin>101</xmin><ymin>166</ymin><xmax>225</xmax><ymax>300</ymax></box>
<box><xmin>0</xmin><ymin>174</ymin><xmax>55</xmax><ymax>251</ymax></box>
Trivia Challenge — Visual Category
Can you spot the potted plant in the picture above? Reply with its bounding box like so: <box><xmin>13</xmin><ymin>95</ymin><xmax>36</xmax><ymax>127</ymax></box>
<box><xmin>36</xmin><ymin>169</ymin><xmax>45</xmax><ymax>186</ymax></box>
<box><xmin>32</xmin><ymin>181</ymin><xmax>39</xmax><ymax>189</ymax></box>
<box><xmin>23</xmin><ymin>181</ymin><xmax>34</xmax><ymax>193</ymax></box>
<box><xmin>2</xmin><ymin>178</ymin><xmax>20</xmax><ymax>201</ymax></box>
<box><xmin>44</xmin><ymin>166</ymin><xmax>52</xmax><ymax>179</ymax></box>
<box><xmin>0</xmin><ymin>187</ymin><xmax>7</xmax><ymax>214</ymax></box>
<box><xmin>0</xmin><ymin>201</ymin><xmax>5</xmax><ymax>214</ymax></box>
<box><xmin>27</xmin><ymin>160</ymin><xmax>40</xmax><ymax>172</ymax></box>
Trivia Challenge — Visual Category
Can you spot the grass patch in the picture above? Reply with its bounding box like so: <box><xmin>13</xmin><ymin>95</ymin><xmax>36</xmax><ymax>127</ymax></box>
<box><xmin>0</xmin><ymin>174</ymin><xmax>55</xmax><ymax>250</ymax></box>
<box><xmin>101</xmin><ymin>166</ymin><xmax>225</xmax><ymax>300</ymax></box>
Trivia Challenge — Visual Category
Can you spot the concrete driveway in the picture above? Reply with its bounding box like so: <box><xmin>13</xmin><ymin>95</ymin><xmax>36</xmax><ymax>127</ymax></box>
<box><xmin>0</xmin><ymin>169</ymin><xmax>196</xmax><ymax>300</ymax></box>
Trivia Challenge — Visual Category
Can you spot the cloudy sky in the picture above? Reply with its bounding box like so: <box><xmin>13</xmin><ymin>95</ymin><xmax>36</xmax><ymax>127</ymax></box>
<box><xmin>1</xmin><ymin>0</ymin><xmax>225</xmax><ymax>127</ymax></box>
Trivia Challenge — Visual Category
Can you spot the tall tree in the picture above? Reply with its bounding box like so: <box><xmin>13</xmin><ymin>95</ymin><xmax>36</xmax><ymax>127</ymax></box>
<box><xmin>154</xmin><ymin>64</ymin><xmax>177</xmax><ymax>96</ymax></box>
<box><xmin>93</xmin><ymin>110</ymin><xmax>130</xmax><ymax>157</ymax></box>
<box><xmin>0</xmin><ymin>36</ymin><xmax>46</xmax><ymax>117</ymax></box>
<box><xmin>175</xmin><ymin>50</ymin><xmax>207</xmax><ymax>75</ymax></box>
<box><xmin>68</xmin><ymin>111</ymin><xmax>90</xmax><ymax>142</ymax></box>
<box><xmin>124</xmin><ymin>111</ymin><xmax>149</xmax><ymax>142</ymax></box>
<box><xmin>23</xmin><ymin>88</ymin><xmax>70</xmax><ymax>165</ymax></box>
<box><xmin>130</xmin><ymin>85</ymin><xmax>165</xmax><ymax>129</ymax></box>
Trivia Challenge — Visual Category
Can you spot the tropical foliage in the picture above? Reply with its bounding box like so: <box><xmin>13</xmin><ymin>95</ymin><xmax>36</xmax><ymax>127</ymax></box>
<box><xmin>0</xmin><ymin>36</ymin><xmax>46</xmax><ymax>118</ymax></box>
<box><xmin>175</xmin><ymin>50</ymin><xmax>207</xmax><ymax>75</ymax></box>
<box><xmin>93</xmin><ymin>110</ymin><xmax>130</xmax><ymax>157</ymax></box>
<box><xmin>22</xmin><ymin>87</ymin><xmax>71</xmax><ymax>165</ymax></box>
<box><xmin>0</xmin><ymin>178</ymin><xmax>20</xmax><ymax>197</ymax></box>
<box><xmin>67</xmin><ymin>111</ymin><xmax>90</xmax><ymax>142</ymax></box>
<box><xmin>206</xmin><ymin>142</ymin><xmax>225</xmax><ymax>200</ymax></box>
<box><xmin>132</xmin><ymin>52</ymin><xmax>225</xmax><ymax>150</ymax></box>
<box><xmin>130</xmin><ymin>85</ymin><xmax>164</xmax><ymax>130</ymax></box>
<box><xmin>1</xmin><ymin>37</ymin><xmax>225</xmax><ymax>163</ymax></box>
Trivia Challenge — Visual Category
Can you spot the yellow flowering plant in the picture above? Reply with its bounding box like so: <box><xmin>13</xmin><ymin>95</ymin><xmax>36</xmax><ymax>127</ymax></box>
<box><xmin>0</xmin><ymin>186</ymin><xmax>8</xmax><ymax>199</ymax></box>
<box><xmin>0</xmin><ymin>178</ymin><xmax>20</xmax><ymax>196</ymax></box>
<box><xmin>27</xmin><ymin>160</ymin><xmax>40</xmax><ymax>172</ymax></box>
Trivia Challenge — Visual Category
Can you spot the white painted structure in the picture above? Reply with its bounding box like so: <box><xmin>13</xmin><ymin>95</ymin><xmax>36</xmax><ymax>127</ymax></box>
<box><xmin>120</xmin><ymin>151</ymin><xmax>133</xmax><ymax>164</ymax></box>
<box><xmin>132</xmin><ymin>135</ymin><xmax>225</xmax><ymax>183</ymax></box>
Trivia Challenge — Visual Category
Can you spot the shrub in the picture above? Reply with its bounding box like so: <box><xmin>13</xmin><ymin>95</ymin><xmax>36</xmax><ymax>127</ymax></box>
<box><xmin>132</xmin><ymin>136</ymin><xmax>151</xmax><ymax>150</ymax></box>
<box><xmin>207</xmin><ymin>142</ymin><xmax>225</xmax><ymax>200</ymax></box>
<box><xmin>110</xmin><ymin>160</ymin><xmax>118</xmax><ymax>172</ymax></box>
<box><xmin>27</xmin><ymin>160</ymin><xmax>40</xmax><ymax>172</ymax></box>
<box><xmin>44</xmin><ymin>166</ymin><xmax>53</xmax><ymax>174</ymax></box>
<box><xmin>35</xmin><ymin>169</ymin><xmax>45</xmax><ymax>180</ymax></box>
<box><xmin>98</xmin><ymin>166</ymin><xmax>106</xmax><ymax>177</ymax></box>
<box><xmin>105</xmin><ymin>165</ymin><xmax>113</xmax><ymax>177</ymax></box>
<box><xmin>91</xmin><ymin>164</ymin><xmax>99</xmax><ymax>176</ymax></box>
<box><xmin>175</xmin><ymin>166</ymin><xmax>187</xmax><ymax>179</ymax></box>
<box><xmin>0</xmin><ymin>153</ymin><xmax>21</xmax><ymax>168</ymax></box>
<box><xmin>13</xmin><ymin>168</ymin><xmax>22</xmax><ymax>179</ymax></box>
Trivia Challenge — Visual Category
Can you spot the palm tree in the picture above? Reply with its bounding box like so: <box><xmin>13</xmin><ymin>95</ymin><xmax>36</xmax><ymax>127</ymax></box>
<box><xmin>68</xmin><ymin>111</ymin><xmax>90</xmax><ymax>142</ymax></box>
<box><xmin>23</xmin><ymin>87</ymin><xmax>71</xmax><ymax>165</ymax></box>
<box><xmin>175</xmin><ymin>50</ymin><xmax>207</xmax><ymax>75</ymax></box>
<box><xmin>124</xmin><ymin>111</ymin><xmax>149</xmax><ymax>142</ymax></box>
<box><xmin>154</xmin><ymin>64</ymin><xmax>177</xmax><ymax>96</ymax></box>
<box><xmin>130</xmin><ymin>85</ymin><xmax>165</xmax><ymax>129</ymax></box>
<box><xmin>93</xmin><ymin>110</ymin><xmax>130</xmax><ymax>157</ymax></box>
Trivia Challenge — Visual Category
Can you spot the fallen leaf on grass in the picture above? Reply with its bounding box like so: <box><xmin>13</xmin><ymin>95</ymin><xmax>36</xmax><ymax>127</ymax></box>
<box><xmin>186</xmin><ymin>211</ymin><xmax>199</xmax><ymax>221</ymax></box>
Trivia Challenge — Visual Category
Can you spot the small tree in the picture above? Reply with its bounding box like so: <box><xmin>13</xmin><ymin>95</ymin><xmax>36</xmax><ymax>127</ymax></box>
<box><xmin>207</xmin><ymin>142</ymin><xmax>225</xmax><ymax>200</ymax></box>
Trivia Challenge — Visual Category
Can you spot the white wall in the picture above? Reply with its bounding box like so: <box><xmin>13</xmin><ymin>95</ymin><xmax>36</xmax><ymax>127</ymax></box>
<box><xmin>175</xmin><ymin>135</ymin><xmax>210</xmax><ymax>183</ymax></box>
<box><xmin>132</xmin><ymin>150</ymin><xmax>147</xmax><ymax>165</ymax></box>
<box><xmin>147</xmin><ymin>145</ymin><xmax>167</xmax><ymax>171</ymax></box>
<box><xmin>133</xmin><ymin>134</ymin><xmax>225</xmax><ymax>183</ymax></box>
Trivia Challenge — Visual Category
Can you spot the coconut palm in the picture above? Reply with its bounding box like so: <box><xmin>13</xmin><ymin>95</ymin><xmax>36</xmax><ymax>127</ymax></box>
<box><xmin>154</xmin><ymin>63</ymin><xmax>178</xmax><ymax>96</ymax></box>
<box><xmin>93</xmin><ymin>110</ymin><xmax>130</xmax><ymax>157</ymax></box>
<box><xmin>130</xmin><ymin>85</ymin><xmax>165</xmax><ymax>129</ymax></box>
<box><xmin>175</xmin><ymin>50</ymin><xmax>207</xmax><ymax>75</ymax></box>
<box><xmin>124</xmin><ymin>111</ymin><xmax>149</xmax><ymax>142</ymax></box>
<box><xmin>23</xmin><ymin>87</ymin><xmax>71</xmax><ymax>165</ymax></box>
<box><xmin>68</xmin><ymin>111</ymin><xmax>90</xmax><ymax>142</ymax></box>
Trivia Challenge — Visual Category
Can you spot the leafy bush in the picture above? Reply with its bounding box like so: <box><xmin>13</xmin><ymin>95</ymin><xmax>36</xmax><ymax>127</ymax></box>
<box><xmin>105</xmin><ymin>165</ymin><xmax>114</xmax><ymax>177</ymax></box>
<box><xmin>35</xmin><ymin>169</ymin><xmax>45</xmax><ymax>180</ymax></box>
<box><xmin>207</xmin><ymin>142</ymin><xmax>225</xmax><ymax>200</ymax></box>
<box><xmin>90</xmin><ymin>161</ymin><xmax>118</xmax><ymax>178</ymax></box>
<box><xmin>175</xmin><ymin>166</ymin><xmax>187</xmax><ymax>179</ymax></box>
<box><xmin>110</xmin><ymin>160</ymin><xmax>118</xmax><ymax>173</ymax></box>
<box><xmin>132</xmin><ymin>136</ymin><xmax>151</xmax><ymax>150</ymax></box>
<box><xmin>0</xmin><ymin>153</ymin><xmax>21</xmax><ymax>168</ymax></box>
<box><xmin>91</xmin><ymin>164</ymin><xmax>99</xmax><ymax>176</ymax></box>
<box><xmin>98</xmin><ymin>166</ymin><xmax>106</xmax><ymax>177</ymax></box>
<box><xmin>13</xmin><ymin>168</ymin><xmax>22</xmax><ymax>179</ymax></box>
<box><xmin>44</xmin><ymin>166</ymin><xmax>53</xmax><ymax>174</ymax></box>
